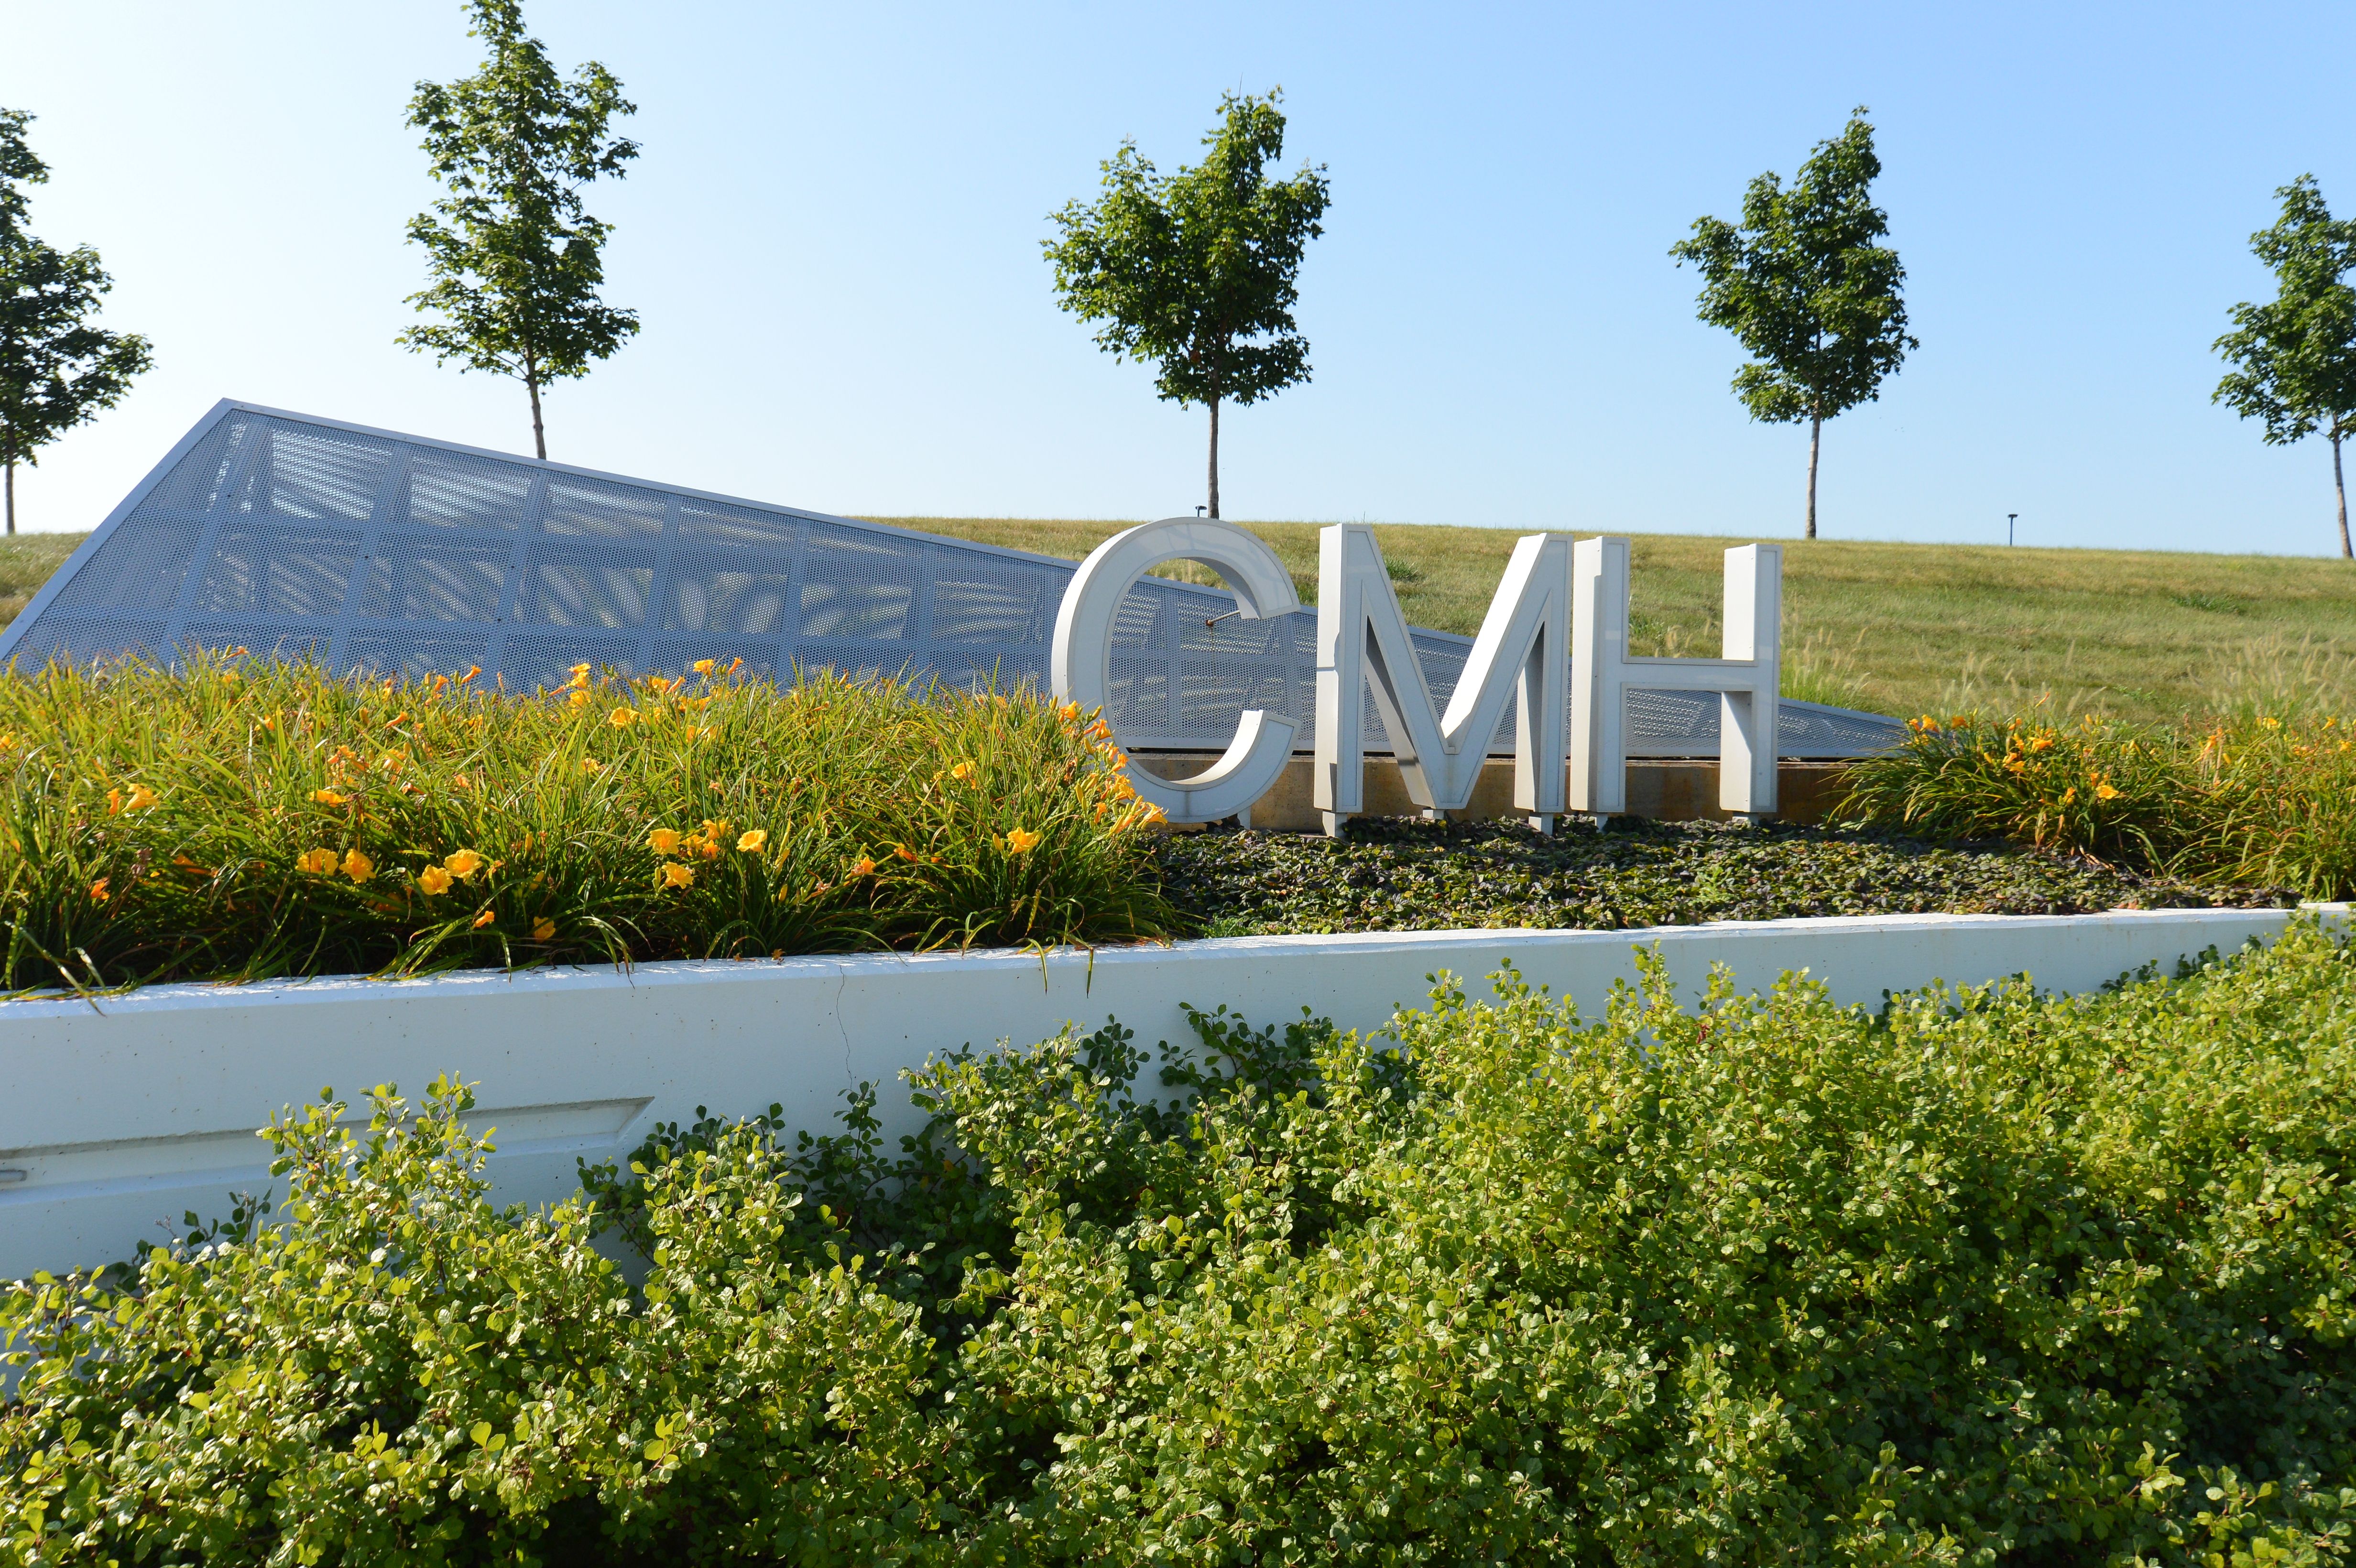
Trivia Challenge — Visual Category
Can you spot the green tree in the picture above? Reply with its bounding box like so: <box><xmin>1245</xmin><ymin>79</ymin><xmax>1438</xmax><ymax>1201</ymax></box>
<box><xmin>1672</xmin><ymin>108</ymin><xmax>1914</xmax><ymax>540</ymax></box>
<box><xmin>1046</xmin><ymin>90</ymin><xmax>1330</xmax><ymax>520</ymax></box>
<box><xmin>2214</xmin><ymin>175</ymin><xmax>2356</xmax><ymax>560</ymax></box>
<box><xmin>400</xmin><ymin>0</ymin><xmax>639</xmax><ymax>462</ymax></box>
<box><xmin>0</xmin><ymin>108</ymin><xmax>152</xmax><ymax>536</ymax></box>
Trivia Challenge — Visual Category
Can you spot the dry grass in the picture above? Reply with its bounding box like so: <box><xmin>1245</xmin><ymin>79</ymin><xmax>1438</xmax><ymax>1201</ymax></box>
<box><xmin>13</xmin><ymin>521</ymin><xmax>2356</xmax><ymax>726</ymax></box>
<box><xmin>0</xmin><ymin>532</ymin><xmax>81</xmax><ymax>634</ymax></box>
<box><xmin>868</xmin><ymin>517</ymin><xmax>2356</xmax><ymax>724</ymax></box>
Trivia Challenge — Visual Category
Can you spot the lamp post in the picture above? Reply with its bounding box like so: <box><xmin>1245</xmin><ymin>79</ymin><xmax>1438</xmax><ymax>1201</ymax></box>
<box><xmin>2007</xmin><ymin>512</ymin><xmax>2018</xmax><ymax>547</ymax></box>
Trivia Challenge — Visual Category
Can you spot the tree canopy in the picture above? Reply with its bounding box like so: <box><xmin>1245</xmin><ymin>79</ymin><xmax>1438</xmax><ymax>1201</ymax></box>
<box><xmin>1672</xmin><ymin>108</ymin><xmax>1913</xmax><ymax>540</ymax></box>
<box><xmin>0</xmin><ymin>108</ymin><xmax>152</xmax><ymax>536</ymax></box>
<box><xmin>2214</xmin><ymin>175</ymin><xmax>2356</xmax><ymax>559</ymax></box>
<box><xmin>1045</xmin><ymin>91</ymin><xmax>1330</xmax><ymax>518</ymax></box>
<box><xmin>399</xmin><ymin>0</ymin><xmax>638</xmax><ymax>461</ymax></box>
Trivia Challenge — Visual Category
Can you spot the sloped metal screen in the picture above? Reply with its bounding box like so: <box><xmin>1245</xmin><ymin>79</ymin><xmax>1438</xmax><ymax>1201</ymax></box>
<box><xmin>0</xmin><ymin>403</ymin><xmax>1903</xmax><ymax>759</ymax></box>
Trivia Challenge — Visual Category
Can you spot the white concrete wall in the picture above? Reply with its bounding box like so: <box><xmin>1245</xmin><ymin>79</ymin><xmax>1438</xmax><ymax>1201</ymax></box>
<box><xmin>1</xmin><ymin>906</ymin><xmax>2340</xmax><ymax>1280</ymax></box>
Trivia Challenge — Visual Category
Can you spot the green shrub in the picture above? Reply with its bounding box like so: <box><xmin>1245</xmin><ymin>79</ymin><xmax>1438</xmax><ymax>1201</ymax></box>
<box><xmin>1840</xmin><ymin>708</ymin><xmax>2356</xmax><ymax>900</ymax></box>
<box><xmin>11</xmin><ymin>926</ymin><xmax>2356</xmax><ymax>1563</ymax></box>
<box><xmin>0</xmin><ymin>656</ymin><xmax>1173</xmax><ymax>992</ymax></box>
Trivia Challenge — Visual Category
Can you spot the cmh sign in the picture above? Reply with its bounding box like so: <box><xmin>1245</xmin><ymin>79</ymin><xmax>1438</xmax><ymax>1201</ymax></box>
<box><xmin>1050</xmin><ymin>519</ymin><xmax>1781</xmax><ymax>835</ymax></box>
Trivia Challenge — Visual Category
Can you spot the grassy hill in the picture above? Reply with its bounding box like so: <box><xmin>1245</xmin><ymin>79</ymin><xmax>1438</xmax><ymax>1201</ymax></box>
<box><xmin>8</xmin><ymin>522</ymin><xmax>2352</xmax><ymax>726</ymax></box>
<box><xmin>0</xmin><ymin>532</ymin><xmax>82</xmax><ymax>637</ymax></box>
<box><xmin>867</xmin><ymin>518</ymin><xmax>2356</xmax><ymax>725</ymax></box>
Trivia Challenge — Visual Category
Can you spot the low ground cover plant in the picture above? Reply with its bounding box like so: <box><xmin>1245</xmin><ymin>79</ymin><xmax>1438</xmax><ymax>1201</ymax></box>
<box><xmin>1841</xmin><ymin>708</ymin><xmax>2356</xmax><ymax>899</ymax></box>
<box><xmin>9</xmin><ymin>923</ymin><xmax>2356</xmax><ymax>1564</ymax></box>
<box><xmin>1158</xmin><ymin>813</ymin><xmax>2279</xmax><ymax>936</ymax></box>
<box><xmin>0</xmin><ymin>656</ymin><xmax>1173</xmax><ymax>992</ymax></box>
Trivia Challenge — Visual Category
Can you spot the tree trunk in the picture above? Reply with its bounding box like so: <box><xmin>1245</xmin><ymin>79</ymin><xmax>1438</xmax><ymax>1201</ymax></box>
<box><xmin>1805</xmin><ymin>407</ymin><xmax>1822</xmax><ymax>541</ymax></box>
<box><xmin>2336</xmin><ymin>424</ymin><xmax>2352</xmax><ymax>560</ymax></box>
<box><xmin>3</xmin><ymin>459</ymin><xmax>12</xmax><ymax>537</ymax></box>
<box><xmin>1207</xmin><ymin>395</ymin><xmax>1222</xmax><ymax>520</ymax></box>
<box><xmin>526</xmin><ymin>358</ymin><xmax>547</xmax><ymax>461</ymax></box>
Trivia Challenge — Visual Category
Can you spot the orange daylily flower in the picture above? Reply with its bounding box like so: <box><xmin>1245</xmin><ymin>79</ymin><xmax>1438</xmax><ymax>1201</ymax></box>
<box><xmin>737</xmin><ymin>829</ymin><xmax>768</xmax><ymax>853</ymax></box>
<box><xmin>417</xmin><ymin>865</ymin><xmax>454</xmax><ymax>895</ymax></box>
<box><xmin>445</xmin><ymin>849</ymin><xmax>486</xmax><ymax>880</ymax></box>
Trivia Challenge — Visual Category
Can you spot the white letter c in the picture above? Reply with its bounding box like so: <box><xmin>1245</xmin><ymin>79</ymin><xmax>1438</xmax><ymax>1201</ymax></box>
<box><xmin>1050</xmin><ymin>518</ymin><xmax>1300</xmax><ymax>825</ymax></box>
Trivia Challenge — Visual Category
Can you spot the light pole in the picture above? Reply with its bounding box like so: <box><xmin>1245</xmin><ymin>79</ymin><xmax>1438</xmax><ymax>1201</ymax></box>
<box><xmin>2007</xmin><ymin>512</ymin><xmax>2018</xmax><ymax>547</ymax></box>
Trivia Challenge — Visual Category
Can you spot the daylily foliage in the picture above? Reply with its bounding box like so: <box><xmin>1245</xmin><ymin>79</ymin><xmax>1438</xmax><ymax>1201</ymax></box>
<box><xmin>0</xmin><ymin>655</ymin><xmax>1170</xmax><ymax>992</ymax></box>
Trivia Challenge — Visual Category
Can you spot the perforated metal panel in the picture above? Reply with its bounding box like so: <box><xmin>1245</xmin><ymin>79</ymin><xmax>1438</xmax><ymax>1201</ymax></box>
<box><xmin>0</xmin><ymin>402</ymin><xmax>1906</xmax><ymax>760</ymax></box>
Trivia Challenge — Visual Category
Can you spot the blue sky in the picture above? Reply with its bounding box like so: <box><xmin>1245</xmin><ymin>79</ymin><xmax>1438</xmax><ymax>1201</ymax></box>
<box><xmin>5</xmin><ymin>1</ymin><xmax>2355</xmax><ymax>555</ymax></box>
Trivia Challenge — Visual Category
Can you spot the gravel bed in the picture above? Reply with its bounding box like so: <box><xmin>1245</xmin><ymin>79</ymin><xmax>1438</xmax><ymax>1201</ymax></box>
<box><xmin>1155</xmin><ymin>817</ymin><xmax>2293</xmax><ymax>937</ymax></box>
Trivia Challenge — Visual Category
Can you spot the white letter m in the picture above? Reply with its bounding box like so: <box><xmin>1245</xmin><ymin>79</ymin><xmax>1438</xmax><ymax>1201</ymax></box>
<box><xmin>1313</xmin><ymin>524</ymin><xmax>1572</xmax><ymax>835</ymax></box>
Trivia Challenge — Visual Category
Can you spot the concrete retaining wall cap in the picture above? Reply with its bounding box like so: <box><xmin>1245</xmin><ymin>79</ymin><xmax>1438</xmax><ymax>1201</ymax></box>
<box><xmin>1</xmin><ymin>904</ymin><xmax>2344</xmax><ymax>1279</ymax></box>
